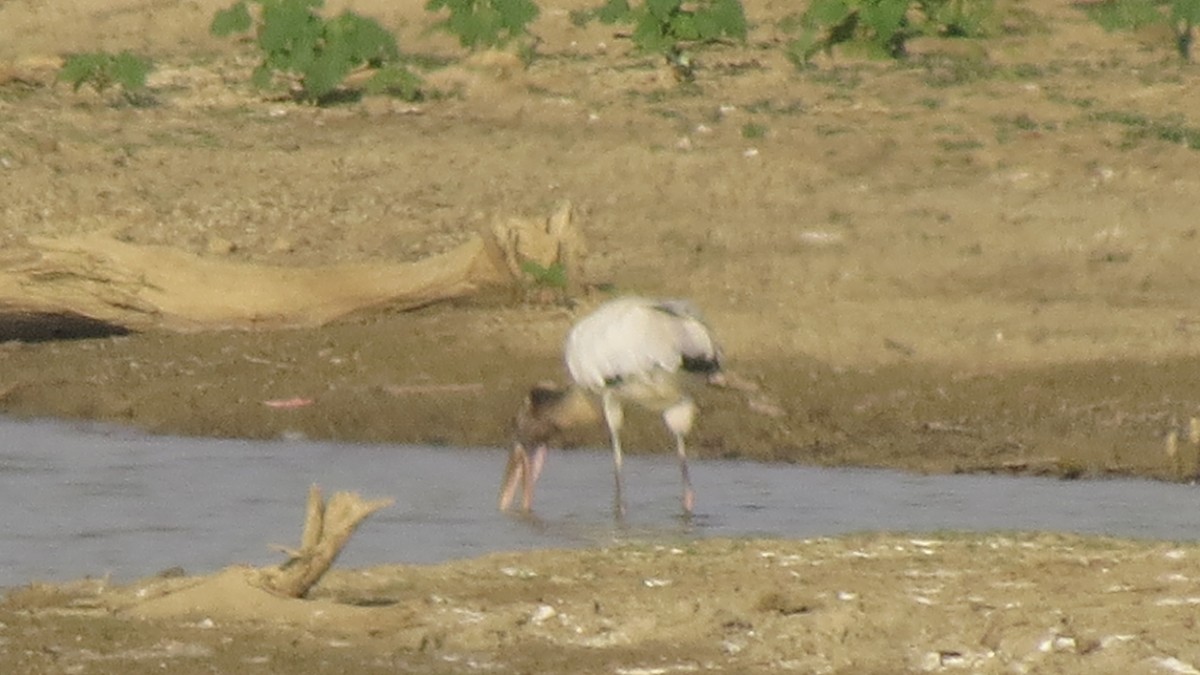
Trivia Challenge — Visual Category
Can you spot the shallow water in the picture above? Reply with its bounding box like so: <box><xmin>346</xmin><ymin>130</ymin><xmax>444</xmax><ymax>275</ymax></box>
<box><xmin>3</xmin><ymin>416</ymin><xmax>1199</xmax><ymax>587</ymax></box>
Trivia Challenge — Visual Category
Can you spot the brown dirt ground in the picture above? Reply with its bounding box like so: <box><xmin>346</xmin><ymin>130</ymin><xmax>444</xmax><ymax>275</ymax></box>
<box><xmin>3</xmin><ymin>0</ymin><xmax>1200</xmax><ymax>672</ymax></box>
<box><xmin>6</xmin><ymin>534</ymin><xmax>1200</xmax><ymax>674</ymax></box>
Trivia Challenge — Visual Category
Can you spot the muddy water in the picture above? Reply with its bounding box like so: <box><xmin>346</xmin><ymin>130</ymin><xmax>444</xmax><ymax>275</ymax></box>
<box><xmin>3</xmin><ymin>416</ymin><xmax>1200</xmax><ymax>588</ymax></box>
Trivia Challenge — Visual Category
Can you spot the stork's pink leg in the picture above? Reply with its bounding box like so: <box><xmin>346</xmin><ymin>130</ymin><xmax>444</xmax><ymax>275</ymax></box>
<box><xmin>602</xmin><ymin>391</ymin><xmax>627</xmax><ymax>518</ymax></box>
<box><xmin>664</xmin><ymin>400</ymin><xmax>697</xmax><ymax>515</ymax></box>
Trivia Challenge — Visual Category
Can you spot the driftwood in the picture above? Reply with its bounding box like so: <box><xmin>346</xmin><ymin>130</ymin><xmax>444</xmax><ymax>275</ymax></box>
<box><xmin>0</xmin><ymin>201</ymin><xmax>583</xmax><ymax>333</ymax></box>
<box><xmin>254</xmin><ymin>484</ymin><xmax>393</xmax><ymax>599</ymax></box>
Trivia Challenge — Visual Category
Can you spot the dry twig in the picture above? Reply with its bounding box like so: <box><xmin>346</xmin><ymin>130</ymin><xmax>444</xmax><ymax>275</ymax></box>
<box><xmin>254</xmin><ymin>484</ymin><xmax>393</xmax><ymax>599</ymax></box>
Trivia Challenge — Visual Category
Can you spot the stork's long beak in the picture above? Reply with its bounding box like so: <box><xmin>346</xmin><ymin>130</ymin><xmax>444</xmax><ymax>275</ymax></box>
<box><xmin>498</xmin><ymin>442</ymin><xmax>547</xmax><ymax>512</ymax></box>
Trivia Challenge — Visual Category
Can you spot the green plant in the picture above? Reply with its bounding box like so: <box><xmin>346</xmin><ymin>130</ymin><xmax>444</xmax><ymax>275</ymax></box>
<box><xmin>741</xmin><ymin>122</ymin><xmax>767</xmax><ymax>138</ymax></box>
<box><xmin>574</xmin><ymin>0</ymin><xmax>746</xmax><ymax>76</ymax></box>
<box><xmin>58</xmin><ymin>51</ymin><xmax>154</xmax><ymax>103</ymax></box>
<box><xmin>211</xmin><ymin>0</ymin><xmax>421</xmax><ymax>102</ymax></box>
<box><xmin>1080</xmin><ymin>0</ymin><xmax>1200</xmax><ymax>59</ymax></box>
<box><xmin>1082</xmin><ymin>0</ymin><xmax>1164</xmax><ymax>31</ymax></box>
<box><xmin>1173</xmin><ymin>0</ymin><xmax>1200</xmax><ymax>58</ymax></box>
<box><xmin>424</xmin><ymin>0</ymin><xmax>540</xmax><ymax>50</ymax></box>
<box><xmin>785</xmin><ymin>0</ymin><xmax>994</xmax><ymax>65</ymax></box>
<box><xmin>520</xmin><ymin>260</ymin><xmax>569</xmax><ymax>289</ymax></box>
<box><xmin>1090</xmin><ymin>109</ymin><xmax>1200</xmax><ymax>150</ymax></box>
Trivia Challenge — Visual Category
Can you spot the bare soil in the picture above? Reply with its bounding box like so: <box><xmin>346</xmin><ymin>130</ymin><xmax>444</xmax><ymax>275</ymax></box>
<box><xmin>3</xmin><ymin>0</ymin><xmax>1200</xmax><ymax>672</ymax></box>
<box><xmin>6</xmin><ymin>534</ymin><xmax>1200</xmax><ymax>674</ymax></box>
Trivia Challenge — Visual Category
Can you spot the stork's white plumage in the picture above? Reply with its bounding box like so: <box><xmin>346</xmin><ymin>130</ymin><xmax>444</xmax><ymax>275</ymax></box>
<box><xmin>499</xmin><ymin>296</ymin><xmax>723</xmax><ymax>516</ymax></box>
<box><xmin>565</xmin><ymin>298</ymin><xmax>721</xmax><ymax>392</ymax></box>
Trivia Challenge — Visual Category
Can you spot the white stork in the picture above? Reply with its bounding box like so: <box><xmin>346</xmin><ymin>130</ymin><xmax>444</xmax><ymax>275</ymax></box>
<box><xmin>499</xmin><ymin>296</ymin><xmax>723</xmax><ymax>516</ymax></box>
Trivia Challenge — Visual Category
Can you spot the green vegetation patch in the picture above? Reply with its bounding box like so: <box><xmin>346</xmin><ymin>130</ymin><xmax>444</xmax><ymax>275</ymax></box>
<box><xmin>783</xmin><ymin>0</ymin><xmax>995</xmax><ymax>66</ymax></box>
<box><xmin>424</xmin><ymin>0</ymin><xmax>541</xmax><ymax>50</ymax></box>
<box><xmin>58</xmin><ymin>51</ymin><xmax>154</xmax><ymax>104</ymax></box>
<box><xmin>1091</xmin><ymin>109</ymin><xmax>1200</xmax><ymax>149</ymax></box>
<box><xmin>572</xmin><ymin>0</ymin><xmax>747</xmax><ymax>79</ymax></box>
<box><xmin>1079</xmin><ymin>0</ymin><xmax>1200</xmax><ymax>59</ymax></box>
<box><xmin>211</xmin><ymin>0</ymin><xmax>421</xmax><ymax>103</ymax></box>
